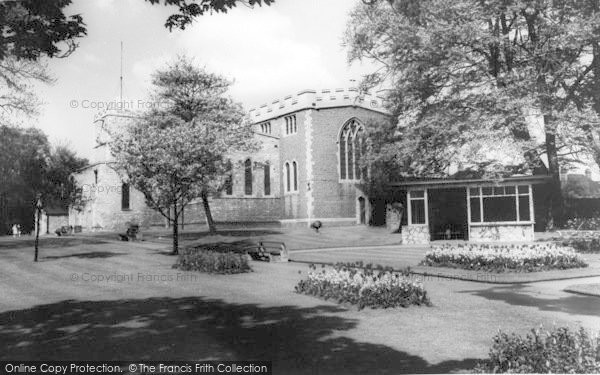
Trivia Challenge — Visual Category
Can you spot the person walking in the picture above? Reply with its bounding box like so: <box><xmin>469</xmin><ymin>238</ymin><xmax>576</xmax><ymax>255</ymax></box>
<box><xmin>12</xmin><ymin>224</ymin><xmax>17</xmax><ymax>238</ymax></box>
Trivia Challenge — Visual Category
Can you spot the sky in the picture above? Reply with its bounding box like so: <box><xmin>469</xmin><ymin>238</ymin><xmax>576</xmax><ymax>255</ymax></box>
<box><xmin>33</xmin><ymin>0</ymin><xmax>377</xmax><ymax>160</ymax></box>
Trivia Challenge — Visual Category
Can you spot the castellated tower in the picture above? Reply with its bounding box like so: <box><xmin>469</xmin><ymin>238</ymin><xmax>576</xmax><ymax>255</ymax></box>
<box><xmin>91</xmin><ymin>109</ymin><xmax>139</xmax><ymax>164</ymax></box>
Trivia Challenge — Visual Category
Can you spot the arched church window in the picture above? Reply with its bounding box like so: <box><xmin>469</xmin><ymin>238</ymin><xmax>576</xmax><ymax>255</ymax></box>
<box><xmin>292</xmin><ymin>161</ymin><xmax>298</xmax><ymax>191</ymax></box>
<box><xmin>339</xmin><ymin>119</ymin><xmax>365</xmax><ymax>181</ymax></box>
<box><xmin>285</xmin><ymin>162</ymin><xmax>291</xmax><ymax>192</ymax></box>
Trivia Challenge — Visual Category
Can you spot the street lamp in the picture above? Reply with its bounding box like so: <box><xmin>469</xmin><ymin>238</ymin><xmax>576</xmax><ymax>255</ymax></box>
<box><xmin>34</xmin><ymin>193</ymin><xmax>42</xmax><ymax>262</ymax></box>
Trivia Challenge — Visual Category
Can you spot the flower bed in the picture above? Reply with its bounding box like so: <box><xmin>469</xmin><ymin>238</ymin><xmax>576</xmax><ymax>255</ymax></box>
<box><xmin>564</xmin><ymin>217</ymin><xmax>600</xmax><ymax>231</ymax></box>
<box><xmin>173</xmin><ymin>247</ymin><xmax>251</xmax><ymax>274</ymax></box>
<box><xmin>295</xmin><ymin>262</ymin><xmax>431</xmax><ymax>309</ymax></box>
<box><xmin>421</xmin><ymin>243</ymin><xmax>587</xmax><ymax>272</ymax></box>
<box><xmin>475</xmin><ymin>326</ymin><xmax>600</xmax><ymax>373</ymax></box>
<box><xmin>560</xmin><ymin>233</ymin><xmax>600</xmax><ymax>254</ymax></box>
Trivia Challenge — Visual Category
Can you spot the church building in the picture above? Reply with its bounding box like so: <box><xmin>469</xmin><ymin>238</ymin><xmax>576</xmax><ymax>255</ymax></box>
<box><xmin>69</xmin><ymin>88</ymin><xmax>389</xmax><ymax>231</ymax></box>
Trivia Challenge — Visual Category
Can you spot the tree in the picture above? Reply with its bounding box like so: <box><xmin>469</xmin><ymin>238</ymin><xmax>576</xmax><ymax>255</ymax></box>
<box><xmin>0</xmin><ymin>0</ymin><xmax>86</xmax><ymax>126</ymax></box>
<box><xmin>144</xmin><ymin>0</ymin><xmax>274</xmax><ymax>30</ymax></box>
<box><xmin>108</xmin><ymin>57</ymin><xmax>254</xmax><ymax>254</ymax></box>
<box><xmin>44</xmin><ymin>145</ymin><xmax>89</xmax><ymax>209</ymax></box>
<box><xmin>0</xmin><ymin>127</ymin><xmax>87</xmax><ymax>235</ymax></box>
<box><xmin>0</xmin><ymin>126</ymin><xmax>50</xmax><ymax>234</ymax></box>
<box><xmin>345</xmin><ymin>0</ymin><xmax>600</xmax><ymax>226</ymax></box>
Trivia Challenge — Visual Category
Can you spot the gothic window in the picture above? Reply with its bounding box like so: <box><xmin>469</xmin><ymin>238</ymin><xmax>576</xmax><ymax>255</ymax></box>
<box><xmin>285</xmin><ymin>162</ymin><xmax>291</xmax><ymax>192</ymax></box>
<box><xmin>292</xmin><ymin>161</ymin><xmax>298</xmax><ymax>191</ymax></box>
<box><xmin>121</xmin><ymin>183</ymin><xmax>130</xmax><ymax>210</ymax></box>
<box><xmin>224</xmin><ymin>175</ymin><xmax>233</xmax><ymax>196</ymax></box>
<box><xmin>284</xmin><ymin>115</ymin><xmax>297</xmax><ymax>135</ymax></box>
<box><xmin>339</xmin><ymin>119</ymin><xmax>365</xmax><ymax>181</ymax></box>
<box><xmin>259</xmin><ymin>122</ymin><xmax>272</xmax><ymax>134</ymax></box>
<box><xmin>244</xmin><ymin>159</ymin><xmax>252</xmax><ymax>195</ymax></box>
<box><xmin>264</xmin><ymin>162</ymin><xmax>271</xmax><ymax>196</ymax></box>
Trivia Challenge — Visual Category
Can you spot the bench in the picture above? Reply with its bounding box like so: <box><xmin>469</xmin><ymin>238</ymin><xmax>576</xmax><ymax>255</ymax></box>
<box><xmin>119</xmin><ymin>224</ymin><xmax>141</xmax><ymax>241</ymax></box>
<box><xmin>54</xmin><ymin>226</ymin><xmax>73</xmax><ymax>236</ymax></box>
<box><xmin>243</xmin><ymin>241</ymin><xmax>289</xmax><ymax>262</ymax></box>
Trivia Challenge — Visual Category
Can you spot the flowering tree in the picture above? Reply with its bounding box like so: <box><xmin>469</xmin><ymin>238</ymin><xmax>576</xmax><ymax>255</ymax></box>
<box><xmin>108</xmin><ymin>57</ymin><xmax>254</xmax><ymax>254</ymax></box>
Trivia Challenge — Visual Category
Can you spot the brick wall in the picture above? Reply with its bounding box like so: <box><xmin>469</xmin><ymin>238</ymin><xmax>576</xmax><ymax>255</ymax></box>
<box><xmin>309</xmin><ymin>107</ymin><xmax>387</xmax><ymax>219</ymax></box>
<box><xmin>71</xmin><ymin>105</ymin><xmax>389</xmax><ymax>231</ymax></box>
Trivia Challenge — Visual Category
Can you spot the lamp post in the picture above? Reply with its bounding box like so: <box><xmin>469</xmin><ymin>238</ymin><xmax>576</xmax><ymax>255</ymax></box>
<box><xmin>34</xmin><ymin>193</ymin><xmax>42</xmax><ymax>262</ymax></box>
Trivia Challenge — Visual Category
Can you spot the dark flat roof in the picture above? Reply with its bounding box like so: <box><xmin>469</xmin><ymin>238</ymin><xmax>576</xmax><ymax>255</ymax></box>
<box><xmin>388</xmin><ymin>175</ymin><xmax>551</xmax><ymax>189</ymax></box>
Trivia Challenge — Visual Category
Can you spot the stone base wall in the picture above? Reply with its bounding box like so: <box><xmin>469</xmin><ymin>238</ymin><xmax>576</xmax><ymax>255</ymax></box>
<box><xmin>469</xmin><ymin>224</ymin><xmax>534</xmax><ymax>242</ymax></box>
<box><xmin>401</xmin><ymin>224</ymin><xmax>430</xmax><ymax>245</ymax></box>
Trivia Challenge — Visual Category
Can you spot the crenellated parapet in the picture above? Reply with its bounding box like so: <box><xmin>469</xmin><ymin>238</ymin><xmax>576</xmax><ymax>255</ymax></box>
<box><xmin>248</xmin><ymin>88</ymin><xmax>388</xmax><ymax>123</ymax></box>
<box><xmin>92</xmin><ymin>109</ymin><xmax>139</xmax><ymax>164</ymax></box>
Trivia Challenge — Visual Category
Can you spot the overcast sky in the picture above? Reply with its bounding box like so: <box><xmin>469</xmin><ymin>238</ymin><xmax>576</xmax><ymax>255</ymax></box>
<box><xmin>34</xmin><ymin>0</ymin><xmax>376</xmax><ymax>160</ymax></box>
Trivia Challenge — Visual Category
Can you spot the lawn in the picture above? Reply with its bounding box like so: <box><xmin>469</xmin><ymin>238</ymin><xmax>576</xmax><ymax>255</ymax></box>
<box><xmin>0</xmin><ymin>235</ymin><xmax>599</xmax><ymax>374</ymax></box>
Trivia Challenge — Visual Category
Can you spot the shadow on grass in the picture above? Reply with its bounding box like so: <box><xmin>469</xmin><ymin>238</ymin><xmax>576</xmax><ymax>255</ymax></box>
<box><xmin>148</xmin><ymin>230</ymin><xmax>283</xmax><ymax>241</ymax></box>
<box><xmin>0</xmin><ymin>297</ymin><xmax>478</xmax><ymax>374</ymax></box>
<box><xmin>153</xmin><ymin>240</ymin><xmax>260</xmax><ymax>257</ymax></box>
<box><xmin>42</xmin><ymin>251</ymin><xmax>125</xmax><ymax>260</ymax></box>
<box><xmin>0</xmin><ymin>237</ymin><xmax>108</xmax><ymax>250</ymax></box>
<box><xmin>462</xmin><ymin>284</ymin><xmax>600</xmax><ymax>317</ymax></box>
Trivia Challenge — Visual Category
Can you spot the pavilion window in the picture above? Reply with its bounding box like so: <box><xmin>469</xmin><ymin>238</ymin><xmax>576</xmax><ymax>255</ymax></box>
<box><xmin>409</xmin><ymin>190</ymin><xmax>426</xmax><ymax>224</ymax></box>
<box><xmin>469</xmin><ymin>185</ymin><xmax>532</xmax><ymax>223</ymax></box>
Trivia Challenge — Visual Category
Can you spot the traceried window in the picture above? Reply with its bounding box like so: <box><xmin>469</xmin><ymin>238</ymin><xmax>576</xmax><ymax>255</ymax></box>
<box><xmin>284</xmin><ymin>161</ymin><xmax>297</xmax><ymax>193</ymax></box>
<box><xmin>264</xmin><ymin>162</ymin><xmax>271</xmax><ymax>196</ymax></box>
<box><xmin>469</xmin><ymin>185</ymin><xmax>532</xmax><ymax>223</ymax></box>
<box><xmin>244</xmin><ymin>159</ymin><xmax>252</xmax><ymax>195</ymax></box>
<box><xmin>285</xmin><ymin>162</ymin><xmax>291</xmax><ymax>192</ymax></box>
<box><xmin>224</xmin><ymin>174</ymin><xmax>233</xmax><ymax>195</ymax></box>
<box><xmin>259</xmin><ymin>122</ymin><xmax>272</xmax><ymax>134</ymax></box>
<box><xmin>339</xmin><ymin>118</ymin><xmax>365</xmax><ymax>181</ymax></box>
<box><xmin>292</xmin><ymin>161</ymin><xmax>298</xmax><ymax>191</ymax></box>
<box><xmin>223</xmin><ymin>161</ymin><xmax>233</xmax><ymax>196</ymax></box>
<box><xmin>284</xmin><ymin>115</ymin><xmax>297</xmax><ymax>135</ymax></box>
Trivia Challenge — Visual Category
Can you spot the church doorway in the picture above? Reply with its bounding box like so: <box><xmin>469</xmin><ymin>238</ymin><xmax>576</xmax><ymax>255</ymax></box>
<box><xmin>358</xmin><ymin>197</ymin><xmax>366</xmax><ymax>225</ymax></box>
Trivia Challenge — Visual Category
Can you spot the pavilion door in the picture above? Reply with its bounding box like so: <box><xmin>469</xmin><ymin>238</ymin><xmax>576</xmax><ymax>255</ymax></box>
<box><xmin>428</xmin><ymin>187</ymin><xmax>469</xmax><ymax>240</ymax></box>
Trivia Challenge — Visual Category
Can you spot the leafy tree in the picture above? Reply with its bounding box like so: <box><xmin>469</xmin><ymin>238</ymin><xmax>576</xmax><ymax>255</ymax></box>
<box><xmin>0</xmin><ymin>127</ymin><xmax>86</xmax><ymax>234</ymax></box>
<box><xmin>345</xmin><ymin>0</ymin><xmax>600</xmax><ymax>225</ymax></box>
<box><xmin>145</xmin><ymin>0</ymin><xmax>274</xmax><ymax>30</ymax></box>
<box><xmin>0</xmin><ymin>0</ymin><xmax>86</xmax><ymax>126</ymax></box>
<box><xmin>44</xmin><ymin>145</ymin><xmax>89</xmax><ymax>210</ymax></box>
<box><xmin>108</xmin><ymin>57</ymin><xmax>254</xmax><ymax>254</ymax></box>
